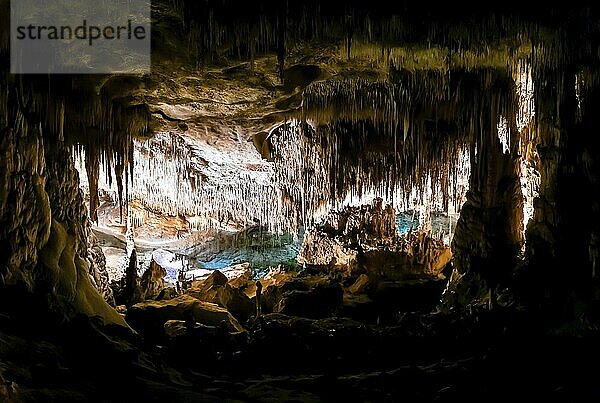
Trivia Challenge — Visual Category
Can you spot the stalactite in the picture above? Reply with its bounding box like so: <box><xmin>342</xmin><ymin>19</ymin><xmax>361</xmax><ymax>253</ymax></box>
<box><xmin>269</xmin><ymin>117</ymin><xmax>470</xmax><ymax>236</ymax></box>
<box><xmin>85</xmin><ymin>148</ymin><xmax>100</xmax><ymax>224</ymax></box>
<box><xmin>166</xmin><ymin>0</ymin><xmax>548</xmax><ymax>68</ymax></box>
<box><xmin>75</xmin><ymin>131</ymin><xmax>300</xmax><ymax>235</ymax></box>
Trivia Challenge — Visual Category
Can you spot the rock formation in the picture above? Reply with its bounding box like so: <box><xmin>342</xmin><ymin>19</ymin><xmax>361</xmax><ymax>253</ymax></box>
<box><xmin>126</xmin><ymin>294</ymin><xmax>245</xmax><ymax>343</ymax></box>
<box><xmin>119</xmin><ymin>249</ymin><xmax>142</xmax><ymax>308</ymax></box>
<box><xmin>298</xmin><ymin>199</ymin><xmax>452</xmax><ymax>282</ymax></box>
<box><xmin>86</xmin><ymin>230</ymin><xmax>116</xmax><ymax>306</ymax></box>
<box><xmin>140</xmin><ymin>258</ymin><xmax>168</xmax><ymax>301</ymax></box>
<box><xmin>187</xmin><ymin>270</ymin><xmax>254</xmax><ymax>322</ymax></box>
<box><xmin>0</xmin><ymin>127</ymin><xmax>125</xmax><ymax>326</ymax></box>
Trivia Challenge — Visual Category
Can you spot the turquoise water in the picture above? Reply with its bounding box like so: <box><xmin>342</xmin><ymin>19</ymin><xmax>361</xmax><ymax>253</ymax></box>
<box><xmin>396</xmin><ymin>212</ymin><xmax>420</xmax><ymax>234</ymax></box>
<box><xmin>396</xmin><ymin>211</ymin><xmax>457</xmax><ymax>240</ymax></box>
<box><xmin>196</xmin><ymin>213</ymin><xmax>455</xmax><ymax>274</ymax></box>
<box><xmin>198</xmin><ymin>230</ymin><xmax>303</xmax><ymax>275</ymax></box>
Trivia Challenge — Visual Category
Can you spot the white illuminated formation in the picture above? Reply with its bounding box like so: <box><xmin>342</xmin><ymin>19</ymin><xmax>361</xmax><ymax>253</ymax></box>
<box><xmin>74</xmin><ymin>101</ymin><xmax>474</xmax><ymax>240</ymax></box>
<box><xmin>514</xmin><ymin>62</ymin><xmax>540</xmax><ymax>237</ymax></box>
<box><xmin>76</xmin><ymin>131</ymin><xmax>294</xmax><ymax>234</ymax></box>
<box><xmin>130</xmin><ymin>132</ymin><xmax>289</xmax><ymax>233</ymax></box>
<box><xmin>497</xmin><ymin>115</ymin><xmax>510</xmax><ymax>154</ymax></box>
<box><xmin>270</xmin><ymin>119</ymin><xmax>470</xmax><ymax>239</ymax></box>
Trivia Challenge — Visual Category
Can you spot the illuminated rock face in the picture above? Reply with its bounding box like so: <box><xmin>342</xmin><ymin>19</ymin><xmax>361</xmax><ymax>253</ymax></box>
<box><xmin>186</xmin><ymin>270</ymin><xmax>254</xmax><ymax>323</ymax></box>
<box><xmin>0</xmin><ymin>129</ymin><xmax>123</xmax><ymax>325</ymax></box>
<box><xmin>298</xmin><ymin>199</ymin><xmax>452</xmax><ymax>281</ymax></box>
<box><xmin>140</xmin><ymin>259</ymin><xmax>168</xmax><ymax>301</ymax></box>
<box><xmin>297</xmin><ymin>232</ymin><xmax>359</xmax><ymax>276</ymax></box>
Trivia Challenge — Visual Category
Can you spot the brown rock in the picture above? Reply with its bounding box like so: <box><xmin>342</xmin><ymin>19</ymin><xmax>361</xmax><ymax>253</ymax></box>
<box><xmin>123</xmin><ymin>249</ymin><xmax>142</xmax><ymax>307</ymax></box>
<box><xmin>297</xmin><ymin>232</ymin><xmax>358</xmax><ymax>277</ymax></box>
<box><xmin>219</xmin><ymin>285</ymin><xmax>255</xmax><ymax>322</ymax></box>
<box><xmin>261</xmin><ymin>279</ymin><xmax>310</xmax><ymax>312</ymax></box>
<box><xmin>347</xmin><ymin>274</ymin><xmax>370</xmax><ymax>294</ymax></box>
<box><xmin>127</xmin><ymin>295</ymin><xmax>244</xmax><ymax>343</ymax></box>
<box><xmin>203</xmin><ymin>270</ymin><xmax>229</xmax><ymax>287</ymax></box>
<box><xmin>362</xmin><ymin>232</ymin><xmax>452</xmax><ymax>282</ymax></box>
<box><xmin>260</xmin><ymin>266</ymin><xmax>297</xmax><ymax>289</ymax></box>
<box><xmin>187</xmin><ymin>270</ymin><xmax>254</xmax><ymax>322</ymax></box>
<box><xmin>86</xmin><ymin>230</ymin><xmax>115</xmax><ymax>306</ymax></box>
<box><xmin>140</xmin><ymin>259</ymin><xmax>167</xmax><ymax>300</ymax></box>
<box><xmin>223</xmin><ymin>263</ymin><xmax>253</xmax><ymax>289</ymax></box>
<box><xmin>156</xmin><ymin>287</ymin><xmax>177</xmax><ymax>301</ymax></box>
<box><xmin>320</xmin><ymin>197</ymin><xmax>399</xmax><ymax>246</ymax></box>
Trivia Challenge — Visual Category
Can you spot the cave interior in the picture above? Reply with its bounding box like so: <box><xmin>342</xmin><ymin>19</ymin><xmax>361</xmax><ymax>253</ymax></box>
<box><xmin>2</xmin><ymin>1</ymin><xmax>600</xmax><ymax>401</ymax></box>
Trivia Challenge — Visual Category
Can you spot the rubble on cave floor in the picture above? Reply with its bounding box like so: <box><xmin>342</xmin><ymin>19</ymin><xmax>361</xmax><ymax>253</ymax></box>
<box><xmin>2</xmin><ymin>276</ymin><xmax>600</xmax><ymax>402</ymax></box>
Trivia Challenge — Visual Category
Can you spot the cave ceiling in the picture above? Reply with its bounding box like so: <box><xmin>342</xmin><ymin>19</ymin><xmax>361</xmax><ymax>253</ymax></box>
<box><xmin>1</xmin><ymin>1</ymin><xmax>598</xmax><ymax>232</ymax></box>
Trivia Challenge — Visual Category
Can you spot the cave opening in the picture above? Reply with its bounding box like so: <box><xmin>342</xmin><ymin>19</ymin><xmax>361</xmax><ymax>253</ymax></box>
<box><xmin>1</xmin><ymin>2</ymin><xmax>600</xmax><ymax>401</ymax></box>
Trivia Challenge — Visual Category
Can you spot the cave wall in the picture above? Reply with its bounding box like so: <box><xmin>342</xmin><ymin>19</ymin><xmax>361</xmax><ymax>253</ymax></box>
<box><xmin>444</xmin><ymin>71</ymin><xmax>525</xmax><ymax>307</ymax></box>
<box><xmin>0</xmin><ymin>97</ymin><xmax>122</xmax><ymax>325</ymax></box>
<box><xmin>0</xmin><ymin>124</ymin><xmax>51</xmax><ymax>288</ymax></box>
<box><xmin>524</xmin><ymin>66</ymin><xmax>600</xmax><ymax>320</ymax></box>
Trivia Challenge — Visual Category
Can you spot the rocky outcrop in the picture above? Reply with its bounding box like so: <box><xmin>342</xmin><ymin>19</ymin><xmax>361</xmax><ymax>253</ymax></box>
<box><xmin>187</xmin><ymin>270</ymin><xmax>254</xmax><ymax>323</ymax></box>
<box><xmin>298</xmin><ymin>199</ymin><xmax>452</xmax><ymax>284</ymax></box>
<box><xmin>362</xmin><ymin>232</ymin><xmax>452</xmax><ymax>282</ymax></box>
<box><xmin>140</xmin><ymin>258</ymin><xmax>168</xmax><ymax>301</ymax></box>
<box><xmin>445</xmin><ymin>77</ymin><xmax>524</xmax><ymax>309</ymax></box>
<box><xmin>259</xmin><ymin>265</ymin><xmax>298</xmax><ymax>289</ymax></box>
<box><xmin>122</xmin><ymin>249</ymin><xmax>142</xmax><ymax>307</ymax></box>
<box><xmin>297</xmin><ymin>199</ymin><xmax>396</xmax><ymax>277</ymax></box>
<box><xmin>252</xmin><ymin>266</ymin><xmax>344</xmax><ymax>318</ymax></box>
<box><xmin>297</xmin><ymin>232</ymin><xmax>359</xmax><ymax>276</ymax></box>
<box><xmin>299</xmin><ymin>198</ymin><xmax>399</xmax><ymax>256</ymax></box>
<box><xmin>296</xmin><ymin>200</ymin><xmax>453</xmax><ymax>319</ymax></box>
<box><xmin>222</xmin><ymin>263</ymin><xmax>253</xmax><ymax>289</ymax></box>
<box><xmin>126</xmin><ymin>295</ymin><xmax>244</xmax><ymax>343</ymax></box>
<box><xmin>86</xmin><ymin>230</ymin><xmax>115</xmax><ymax>306</ymax></box>
<box><xmin>188</xmin><ymin>262</ymin><xmax>253</xmax><ymax>288</ymax></box>
<box><xmin>326</xmin><ymin>198</ymin><xmax>399</xmax><ymax>245</ymax></box>
<box><xmin>347</xmin><ymin>274</ymin><xmax>370</xmax><ymax>294</ymax></box>
<box><xmin>0</xmin><ymin>123</ymin><xmax>125</xmax><ymax>326</ymax></box>
<box><xmin>187</xmin><ymin>270</ymin><xmax>228</xmax><ymax>303</ymax></box>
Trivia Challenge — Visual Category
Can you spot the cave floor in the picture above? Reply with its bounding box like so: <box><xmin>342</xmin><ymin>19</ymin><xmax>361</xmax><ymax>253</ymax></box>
<box><xmin>2</xmin><ymin>306</ymin><xmax>599</xmax><ymax>402</ymax></box>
